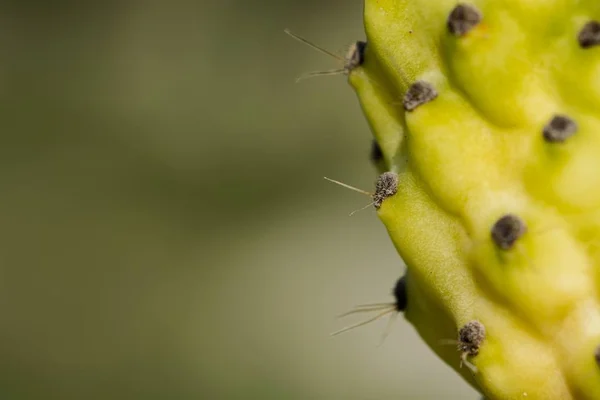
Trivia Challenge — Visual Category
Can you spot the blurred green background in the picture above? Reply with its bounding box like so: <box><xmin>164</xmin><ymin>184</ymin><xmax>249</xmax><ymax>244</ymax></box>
<box><xmin>0</xmin><ymin>1</ymin><xmax>479</xmax><ymax>399</ymax></box>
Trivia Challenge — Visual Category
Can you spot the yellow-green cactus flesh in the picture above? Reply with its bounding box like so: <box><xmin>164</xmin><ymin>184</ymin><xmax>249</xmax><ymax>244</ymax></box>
<box><xmin>348</xmin><ymin>1</ymin><xmax>600</xmax><ymax>399</ymax></box>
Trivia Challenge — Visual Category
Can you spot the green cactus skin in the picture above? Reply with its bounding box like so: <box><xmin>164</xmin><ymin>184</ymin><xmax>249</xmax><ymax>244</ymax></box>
<box><xmin>346</xmin><ymin>1</ymin><xmax>600</xmax><ymax>399</ymax></box>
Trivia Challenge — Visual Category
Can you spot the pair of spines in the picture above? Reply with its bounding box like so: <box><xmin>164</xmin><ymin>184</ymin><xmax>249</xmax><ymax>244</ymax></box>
<box><xmin>331</xmin><ymin>275</ymin><xmax>407</xmax><ymax>341</ymax></box>
<box><xmin>284</xmin><ymin>29</ymin><xmax>366</xmax><ymax>82</ymax></box>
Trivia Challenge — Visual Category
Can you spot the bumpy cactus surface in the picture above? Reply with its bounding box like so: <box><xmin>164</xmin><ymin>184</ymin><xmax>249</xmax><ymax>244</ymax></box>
<box><xmin>301</xmin><ymin>1</ymin><xmax>600</xmax><ymax>399</ymax></box>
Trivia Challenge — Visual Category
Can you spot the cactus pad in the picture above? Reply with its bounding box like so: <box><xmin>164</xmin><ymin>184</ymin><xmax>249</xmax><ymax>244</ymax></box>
<box><xmin>343</xmin><ymin>0</ymin><xmax>600</xmax><ymax>399</ymax></box>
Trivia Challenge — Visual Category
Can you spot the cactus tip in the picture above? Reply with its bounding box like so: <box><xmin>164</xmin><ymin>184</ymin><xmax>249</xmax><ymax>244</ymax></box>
<box><xmin>392</xmin><ymin>275</ymin><xmax>408</xmax><ymax>312</ymax></box>
<box><xmin>447</xmin><ymin>4</ymin><xmax>483</xmax><ymax>37</ymax></box>
<box><xmin>459</xmin><ymin>320</ymin><xmax>486</xmax><ymax>353</ymax></box>
<box><xmin>491</xmin><ymin>214</ymin><xmax>527</xmax><ymax>250</ymax></box>
<box><xmin>344</xmin><ymin>41</ymin><xmax>367</xmax><ymax>72</ymax></box>
<box><xmin>370</xmin><ymin>140</ymin><xmax>383</xmax><ymax>163</ymax></box>
<box><xmin>403</xmin><ymin>81</ymin><xmax>438</xmax><ymax>112</ymax></box>
<box><xmin>543</xmin><ymin>115</ymin><xmax>578</xmax><ymax>143</ymax></box>
<box><xmin>578</xmin><ymin>21</ymin><xmax>600</xmax><ymax>49</ymax></box>
<box><xmin>458</xmin><ymin>320</ymin><xmax>486</xmax><ymax>373</ymax></box>
<box><xmin>373</xmin><ymin>172</ymin><xmax>399</xmax><ymax>208</ymax></box>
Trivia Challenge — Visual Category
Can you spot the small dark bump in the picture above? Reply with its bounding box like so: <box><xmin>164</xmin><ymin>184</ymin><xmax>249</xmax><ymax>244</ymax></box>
<box><xmin>491</xmin><ymin>214</ymin><xmax>527</xmax><ymax>250</ymax></box>
<box><xmin>345</xmin><ymin>41</ymin><xmax>367</xmax><ymax>72</ymax></box>
<box><xmin>403</xmin><ymin>81</ymin><xmax>438</xmax><ymax>111</ymax></box>
<box><xmin>458</xmin><ymin>320</ymin><xmax>486</xmax><ymax>356</ymax></box>
<box><xmin>595</xmin><ymin>345</ymin><xmax>600</xmax><ymax>367</ymax></box>
<box><xmin>373</xmin><ymin>172</ymin><xmax>399</xmax><ymax>209</ymax></box>
<box><xmin>543</xmin><ymin>115</ymin><xmax>578</xmax><ymax>143</ymax></box>
<box><xmin>578</xmin><ymin>21</ymin><xmax>600</xmax><ymax>49</ymax></box>
<box><xmin>447</xmin><ymin>4</ymin><xmax>482</xmax><ymax>36</ymax></box>
<box><xmin>370</xmin><ymin>140</ymin><xmax>383</xmax><ymax>163</ymax></box>
<box><xmin>392</xmin><ymin>275</ymin><xmax>407</xmax><ymax>312</ymax></box>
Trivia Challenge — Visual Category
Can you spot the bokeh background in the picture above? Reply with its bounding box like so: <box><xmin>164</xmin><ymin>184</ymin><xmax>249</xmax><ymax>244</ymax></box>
<box><xmin>0</xmin><ymin>1</ymin><xmax>480</xmax><ymax>399</ymax></box>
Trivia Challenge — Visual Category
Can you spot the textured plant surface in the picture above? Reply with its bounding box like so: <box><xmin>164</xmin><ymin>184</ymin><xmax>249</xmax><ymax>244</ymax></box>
<box><xmin>340</xmin><ymin>1</ymin><xmax>600</xmax><ymax>399</ymax></box>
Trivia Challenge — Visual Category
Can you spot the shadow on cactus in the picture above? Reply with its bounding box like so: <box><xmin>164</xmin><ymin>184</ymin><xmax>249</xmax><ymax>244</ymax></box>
<box><xmin>290</xmin><ymin>1</ymin><xmax>600</xmax><ymax>399</ymax></box>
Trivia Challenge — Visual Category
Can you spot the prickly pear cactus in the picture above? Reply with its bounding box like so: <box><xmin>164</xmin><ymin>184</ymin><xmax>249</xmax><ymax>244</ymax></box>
<box><xmin>345</xmin><ymin>1</ymin><xmax>600</xmax><ymax>399</ymax></box>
